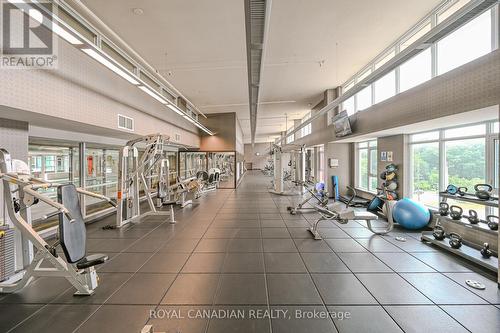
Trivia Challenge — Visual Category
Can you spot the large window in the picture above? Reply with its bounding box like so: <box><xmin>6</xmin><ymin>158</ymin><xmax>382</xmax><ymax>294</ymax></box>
<box><xmin>340</xmin><ymin>4</ymin><xmax>497</xmax><ymax>114</ymax></box>
<box><xmin>374</xmin><ymin>70</ymin><xmax>396</xmax><ymax>103</ymax></box>
<box><xmin>399</xmin><ymin>48</ymin><xmax>432</xmax><ymax>92</ymax></box>
<box><xmin>357</xmin><ymin>140</ymin><xmax>378</xmax><ymax>192</ymax></box>
<box><xmin>356</xmin><ymin>85</ymin><xmax>372</xmax><ymax>111</ymax></box>
<box><xmin>437</xmin><ymin>10</ymin><xmax>492</xmax><ymax>75</ymax></box>
<box><xmin>409</xmin><ymin>121</ymin><xmax>497</xmax><ymax>218</ymax></box>
<box><xmin>301</xmin><ymin>112</ymin><xmax>312</xmax><ymax>137</ymax></box>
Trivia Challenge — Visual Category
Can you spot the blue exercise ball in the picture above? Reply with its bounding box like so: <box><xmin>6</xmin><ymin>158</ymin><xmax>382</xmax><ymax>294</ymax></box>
<box><xmin>392</xmin><ymin>198</ymin><xmax>431</xmax><ymax>230</ymax></box>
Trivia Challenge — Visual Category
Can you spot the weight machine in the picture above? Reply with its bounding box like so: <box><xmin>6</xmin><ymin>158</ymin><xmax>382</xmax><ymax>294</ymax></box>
<box><xmin>287</xmin><ymin>180</ymin><xmax>328</xmax><ymax>215</ymax></box>
<box><xmin>269</xmin><ymin>144</ymin><xmax>306</xmax><ymax>195</ymax></box>
<box><xmin>115</xmin><ymin>134</ymin><xmax>175</xmax><ymax>228</ymax></box>
<box><xmin>156</xmin><ymin>158</ymin><xmax>195</xmax><ymax>209</ymax></box>
<box><xmin>0</xmin><ymin>149</ymin><xmax>113</xmax><ymax>295</ymax></box>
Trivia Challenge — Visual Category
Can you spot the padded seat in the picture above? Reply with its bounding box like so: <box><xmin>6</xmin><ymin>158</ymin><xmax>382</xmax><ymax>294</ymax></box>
<box><xmin>76</xmin><ymin>254</ymin><xmax>108</xmax><ymax>269</ymax></box>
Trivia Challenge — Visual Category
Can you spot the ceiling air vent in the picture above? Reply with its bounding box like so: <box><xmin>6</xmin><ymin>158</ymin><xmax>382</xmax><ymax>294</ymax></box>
<box><xmin>118</xmin><ymin>114</ymin><xmax>134</xmax><ymax>131</ymax></box>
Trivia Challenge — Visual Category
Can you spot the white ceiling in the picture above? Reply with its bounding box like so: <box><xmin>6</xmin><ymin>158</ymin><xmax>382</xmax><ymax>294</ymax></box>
<box><xmin>81</xmin><ymin>0</ymin><xmax>442</xmax><ymax>143</ymax></box>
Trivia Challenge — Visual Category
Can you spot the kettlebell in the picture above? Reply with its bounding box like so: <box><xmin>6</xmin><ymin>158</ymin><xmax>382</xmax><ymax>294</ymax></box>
<box><xmin>467</xmin><ymin>210</ymin><xmax>479</xmax><ymax>224</ymax></box>
<box><xmin>457</xmin><ymin>187</ymin><xmax>468</xmax><ymax>196</ymax></box>
<box><xmin>486</xmin><ymin>215</ymin><xmax>499</xmax><ymax>230</ymax></box>
<box><xmin>432</xmin><ymin>225</ymin><xmax>446</xmax><ymax>241</ymax></box>
<box><xmin>448</xmin><ymin>233</ymin><xmax>462</xmax><ymax>249</ymax></box>
<box><xmin>449</xmin><ymin>205</ymin><xmax>463</xmax><ymax>220</ymax></box>
<box><xmin>480</xmin><ymin>243</ymin><xmax>492</xmax><ymax>259</ymax></box>
<box><xmin>446</xmin><ymin>184</ymin><xmax>458</xmax><ymax>195</ymax></box>
<box><xmin>439</xmin><ymin>202</ymin><xmax>449</xmax><ymax>216</ymax></box>
<box><xmin>474</xmin><ymin>184</ymin><xmax>492</xmax><ymax>201</ymax></box>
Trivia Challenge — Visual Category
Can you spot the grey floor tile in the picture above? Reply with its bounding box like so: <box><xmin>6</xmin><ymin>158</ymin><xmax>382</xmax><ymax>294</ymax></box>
<box><xmin>107</xmin><ymin>273</ymin><xmax>176</xmax><ymax>305</ymax></box>
<box><xmin>325</xmin><ymin>239</ymin><xmax>368</xmax><ymax>252</ymax></box>
<box><xmin>270</xmin><ymin>305</ymin><xmax>338</xmax><ymax>333</ymax></box>
<box><xmin>357</xmin><ymin>273</ymin><xmax>432</xmax><ymax>304</ymax></box>
<box><xmin>223</xmin><ymin>253</ymin><xmax>265</xmax><ymax>273</ymax></box>
<box><xmin>124</xmin><ymin>238</ymin><xmax>166</xmax><ymax>252</ymax></box>
<box><xmin>386</xmin><ymin>237</ymin><xmax>437</xmax><ymax>252</ymax></box>
<box><xmin>207</xmin><ymin>306</ymin><xmax>271</xmax><ymax>333</ymax></box>
<box><xmin>261</xmin><ymin>220</ymin><xmax>287</xmax><ymax>228</ymax></box>
<box><xmin>267</xmin><ymin>274</ymin><xmax>323</xmax><ymax>305</ymax></box>
<box><xmin>294</xmin><ymin>239</ymin><xmax>333</xmax><ymax>252</ymax></box>
<box><xmin>52</xmin><ymin>273</ymin><xmax>132</xmax><ymax>304</ymax></box>
<box><xmin>0</xmin><ymin>276</ymin><xmax>71</xmax><ymax>304</ymax></box>
<box><xmin>159</xmin><ymin>238</ymin><xmax>199</xmax><ymax>253</ymax></box>
<box><xmin>356</xmin><ymin>237</ymin><xmax>404</xmax><ymax>252</ymax></box>
<box><xmin>385</xmin><ymin>305</ymin><xmax>468</xmax><ymax>333</ymax></box>
<box><xmin>342</xmin><ymin>228</ymin><xmax>378</xmax><ymax>238</ymax></box>
<box><xmin>264</xmin><ymin>253</ymin><xmax>307</xmax><ymax>273</ymax></box>
<box><xmin>226</xmin><ymin>239</ymin><xmax>263</xmax><ymax>252</ymax></box>
<box><xmin>337</xmin><ymin>252</ymin><xmax>392</xmax><ymax>273</ymax></box>
<box><xmin>10</xmin><ymin>304</ymin><xmax>98</xmax><ymax>333</ymax></box>
<box><xmin>76</xmin><ymin>305</ymin><xmax>151</xmax><ymax>333</ymax></box>
<box><xmin>161</xmin><ymin>274</ymin><xmax>219</xmax><ymax>305</ymax></box>
<box><xmin>301</xmin><ymin>253</ymin><xmax>350</xmax><ymax>273</ymax></box>
<box><xmin>0</xmin><ymin>304</ymin><xmax>42</xmax><ymax>332</ymax></box>
<box><xmin>412</xmin><ymin>252</ymin><xmax>473</xmax><ymax>273</ymax></box>
<box><xmin>328</xmin><ymin>305</ymin><xmax>403</xmax><ymax>333</ymax></box>
<box><xmin>441</xmin><ymin>305</ymin><xmax>500</xmax><ymax>333</ymax></box>
<box><xmin>147</xmin><ymin>306</ymin><xmax>209</xmax><ymax>333</ymax></box>
<box><xmin>374</xmin><ymin>252</ymin><xmax>435</xmax><ymax>273</ymax></box>
<box><xmin>263</xmin><ymin>239</ymin><xmax>297</xmax><ymax>252</ymax></box>
<box><xmin>444</xmin><ymin>272</ymin><xmax>500</xmax><ymax>304</ymax></box>
<box><xmin>401</xmin><ymin>273</ymin><xmax>487</xmax><ymax>304</ymax></box>
<box><xmin>195</xmin><ymin>238</ymin><xmax>230</xmax><ymax>252</ymax></box>
<box><xmin>233</xmin><ymin>228</ymin><xmax>262</xmax><ymax>238</ymax></box>
<box><xmin>99</xmin><ymin>252</ymin><xmax>153</xmax><ymax>273</ymax></box>
<box><xmin>261</xmin><ymin>228</ymin><xmax>291</xmax><ymax>238</ymax></box>
<box><xmin>204</xmin><ymin>228</ymin><xmax>239</xmax><ymax>239</ymax></box>
<box><xmin>288</xmin><ymin>227</ymin><xmax>317</xmax><ymax>239</ymax></box>
<box><xmin>215</xmin><ymin>274</ymin><xmax>267</xmax><ymax>305</ymax></box>
<box><xmin>311</xmin><ymin>274</ymin><xmax>377</xmax><ymax>305</ymax></box>
<box><xmin>317</xmin><ymin>228</ymin><xmax>351</xmax><ymax>239</ymax></box>
<box><xmin>182</xmin><ymin>253</ymin><xmax>226</xmax><ymax>273</ymax></box>
<box><xmin>86</xmin><ymin>238</ymin><xmax>134</xmax><ymax>252</ymax></box>
<box><xmin>139</xmin><ymin>253</ymin><xmax>190</xmax><ymax>273</ymax></box>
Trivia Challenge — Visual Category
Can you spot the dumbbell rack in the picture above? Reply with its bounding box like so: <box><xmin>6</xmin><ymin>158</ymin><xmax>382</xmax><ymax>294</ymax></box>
<box><xmin>421</xmin><ymin>192</ymin><xmax>498</xmax><ymax>273</ymax></box>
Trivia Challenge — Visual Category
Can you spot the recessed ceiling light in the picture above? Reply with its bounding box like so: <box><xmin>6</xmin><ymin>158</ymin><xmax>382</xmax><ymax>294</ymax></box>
<box><xmin>132</xmin><ymin>8</ymin><xmax>144</xmax><ymax>15</ymax></box>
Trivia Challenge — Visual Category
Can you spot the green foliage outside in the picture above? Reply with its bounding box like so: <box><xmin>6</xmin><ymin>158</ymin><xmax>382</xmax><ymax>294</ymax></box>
<box><xmin>413</xmin><ymin>142</ymin><xmax>485</xmax><ymax>194</ymax></box>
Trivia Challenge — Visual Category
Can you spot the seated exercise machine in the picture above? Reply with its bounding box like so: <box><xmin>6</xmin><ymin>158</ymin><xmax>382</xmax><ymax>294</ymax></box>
<box><xmin>0</xmin><ymin>149</ymin><xmax>113</xmax><ymax>295</ymax></box>
<box><xmin>193</xmin><ymin>168</ymin><xmax>220</xmax><ymax>198</ymax></box>
<box><xmin>287</xmin><ymin>180</ymin><xmax>328</xmax><ymax>215</ymax></box>
<box><xmin>114</xmin><ymin>134</ymin><xmax>175</xmax><ymax>229</ymax></box>
<box><xmin>308</xmin><ymin>186</ymin><xmax>390</xmax><ymax>240</ymax></box>
<box><xmin>156</xmin><ymin>158</ymin><xmax>194</xmax><ymax>209</ymax></box>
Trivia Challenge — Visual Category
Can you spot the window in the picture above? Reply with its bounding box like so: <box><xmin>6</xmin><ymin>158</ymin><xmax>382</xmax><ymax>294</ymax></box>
<box><xmin>286</xmin><ymin>135</ymin><xmax>294</xmax><ymax>144</ymax></box>
<box><xmin>342</xmin><ymin>96</ymin><xmax>355</xmax><ymax>116</ymax></box>
<box><xmin>399</xmin><ymin>48</ymin><xmax>432</xmax><ymax>92</ymax></box>
<box><xmin>437</xmin><ymin>0</ymin><xmax>471</xmax><ymax>23</ymax></box>
<box><xmin>318</xmin><ymin>145</ymin><xmax>325</xmax><ymax>182</ymax></box>
<box><xmin>437</xmin><ymin>10</ymin><xmax>492</xmax><ymax>75</ymax></box>
<box><xmin>400</xmin><ymin>22</ymin><xmax>432</xmax><ymax>51</ymax></box>
<box><xmin>411</xmin><ymin>142</ymin><xmax>440</xmax><ymax>207</ymax></box>
<box><xmin>375</xmin><ymin>49</ymin><xmax>396</xmax><ymax>70</ymax></box>
<box><xmin>356</xmin><ymin>85</ymin><xmax>372</xmax><ymax>111</ymax></box>
<box><xmin>45</xmin><ymin>156</ymin><xmax>55</xmax><ymax>172</ymax></box>
<box><xmin>409</xmin><ymin>120</ymin><xmax>497</xmax><ymax>218</ymax></box>
<box><xmin>301</xmin><ymin>112</ymin><xmax>312</xmax><ymax>137</ymax></box>
<box><xmin>357</xmin><ymin>140</ymin><xmax>378</xmax><ymax>192</ymax></box>
<box><xmin>343</xmin><ymin>80</ymin><xmax>355</xmax><ymax>93</ymax></box>
<box><xmin>374</xmin><ymin>70</ymin><xmax>396</xmax><ymax>104</ymax></box>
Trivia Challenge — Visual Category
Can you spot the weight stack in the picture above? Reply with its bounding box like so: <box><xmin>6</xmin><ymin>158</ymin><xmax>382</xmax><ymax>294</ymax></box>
<box><xmin>0</xmin><ymin>226</ymin><xmax>16</xmax><ymax>282</ymax></box>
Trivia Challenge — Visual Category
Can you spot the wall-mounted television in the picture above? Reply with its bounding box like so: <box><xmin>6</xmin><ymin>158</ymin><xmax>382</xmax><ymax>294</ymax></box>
<box><xmin>332</xmin><ymin>111</ymin><xmax>352</xmax><ymax>137</ymax></box>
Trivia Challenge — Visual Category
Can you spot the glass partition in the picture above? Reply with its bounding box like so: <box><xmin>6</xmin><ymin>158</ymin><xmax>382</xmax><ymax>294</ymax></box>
<box><xmin>208</xmin><ymin>152</ymin><xmax>235</xmax><ymax>188</ymax></box>
<box><xmin>179</xmin><ymin>152</ymin><xmax>207</xmax><ymax>179</ymax></box>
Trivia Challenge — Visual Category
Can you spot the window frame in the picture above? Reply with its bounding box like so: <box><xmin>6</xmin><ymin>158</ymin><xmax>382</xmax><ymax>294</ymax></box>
<box><xmin>356</xmin><ymin>140</ymin><xmax>378</xmax><ymax>193</ymax></box>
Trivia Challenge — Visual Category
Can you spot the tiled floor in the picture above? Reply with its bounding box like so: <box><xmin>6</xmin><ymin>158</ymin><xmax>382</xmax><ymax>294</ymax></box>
<box><xmin>1</xmin><ymin>171</ymin><xmax>499</xmax><ymax>333</ymax></box>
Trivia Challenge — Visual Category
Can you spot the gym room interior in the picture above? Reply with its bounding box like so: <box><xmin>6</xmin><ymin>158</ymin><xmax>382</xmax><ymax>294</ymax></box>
<box><xmin>0</xmin><ymin>0</ymin><xmax>499</xmax><ymax>332</ymax></box>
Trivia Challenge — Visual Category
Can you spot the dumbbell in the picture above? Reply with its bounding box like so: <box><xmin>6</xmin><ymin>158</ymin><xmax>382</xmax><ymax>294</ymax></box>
<box><xmin>448</xmin><ymin>233</ymin><xmax>462</xmax><ymax>249</ymax></box>
<box><xmin>486</xmin><ymin>215</ymin><xmax>498</xmax><ymax>230</ymax></box>
<box><xmin>449</xmin><ymin>205</ymin><xmax>463</xmax><ymax>220</ymax></box>
<box><xmin>432</xmin><ymin>225</ymin><xmax>446</xmax><ymax>241</ymax></box>
<box><xmin>439</xmin><ymin>202</ymin><xmax>449</xmax><ymax>216</ymax></box>
<box><xmin>480</xmin><ymin>243</ymin><xmax>492</xmax><ymax>259</ymax></box>
<box><xmin>467</xmin><ymin>210</ymin><xmax>480</xmax><ymax>224</ymax></box>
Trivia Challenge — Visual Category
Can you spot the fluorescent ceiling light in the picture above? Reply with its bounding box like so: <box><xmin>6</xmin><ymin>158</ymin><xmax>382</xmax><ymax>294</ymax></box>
<box><xmin>138</xmin><ymin>85</ymin><xmax>168</xmax><ymax>104</ymax></box>
<box><xmin>167</xmin><ymin>104</ymin><xmax>184</xmax><ymax>115</ymax></box>
<box><xmin>82</xmin><ymin>48</ymin><xmax>139</xmax><ymax>85</ymax></box>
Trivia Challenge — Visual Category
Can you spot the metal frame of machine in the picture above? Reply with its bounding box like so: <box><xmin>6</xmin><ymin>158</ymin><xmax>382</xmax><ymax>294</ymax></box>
<box><xmin>269</xmin><ymin>144</ymin><xmax>306</xmax><ymax>196</ymax></box>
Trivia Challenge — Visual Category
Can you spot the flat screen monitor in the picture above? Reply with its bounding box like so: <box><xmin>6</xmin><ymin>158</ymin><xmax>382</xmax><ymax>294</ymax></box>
<box><xmin>333</xmin><ymin>111</ymin><xmax>352</xmax><ymax>137</ymax></box>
